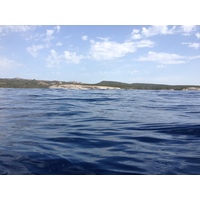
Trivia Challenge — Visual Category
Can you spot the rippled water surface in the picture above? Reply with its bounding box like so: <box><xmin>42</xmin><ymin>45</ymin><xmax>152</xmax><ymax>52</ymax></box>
<box><xmin>0</xmin><ymin>88</ymin><xmax>200</xmax><ymax>174</ymax></box>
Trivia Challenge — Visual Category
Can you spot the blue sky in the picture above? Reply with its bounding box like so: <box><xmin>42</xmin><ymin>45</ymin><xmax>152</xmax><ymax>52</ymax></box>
<box><xmin>0</xmin><ymin>25</ymin><xmax>200</xmax><ymax>85</ymax></box>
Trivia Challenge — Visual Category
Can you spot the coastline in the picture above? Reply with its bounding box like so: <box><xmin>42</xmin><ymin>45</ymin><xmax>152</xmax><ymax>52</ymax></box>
<box><xmin>49</xmin><ymin>84</ymin><xmax>120</xmax><ymax>90</ymax></box>
<box><xmin>0</xmin><ymin>78</ymin><xmax>200</xmax><ymax>90</ymax></box>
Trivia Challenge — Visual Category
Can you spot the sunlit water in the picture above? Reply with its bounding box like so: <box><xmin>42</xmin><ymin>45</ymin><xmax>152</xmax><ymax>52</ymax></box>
<box><xmin>0</xmin><ymin>88</ymin><xmax>200</xmax><ymax>174</ymax></box>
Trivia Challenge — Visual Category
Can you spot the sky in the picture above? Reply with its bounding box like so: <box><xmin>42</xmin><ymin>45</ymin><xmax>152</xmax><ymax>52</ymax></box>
<box><xmin>0</xmin><ymin>25</ymin><xmax>200</xmax><ymax>85</ymax></box>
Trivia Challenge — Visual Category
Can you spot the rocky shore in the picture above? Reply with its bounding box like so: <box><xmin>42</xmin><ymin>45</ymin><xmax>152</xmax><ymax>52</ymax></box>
<box><xmin>183</xmin><ymin>87</ymin><xmax>200</xmax><ymax>91</ymax></box>
<box><xmin>49</xmin><ymin>84</ymin><xmax>121</xmax><ymax>90</ymax></box>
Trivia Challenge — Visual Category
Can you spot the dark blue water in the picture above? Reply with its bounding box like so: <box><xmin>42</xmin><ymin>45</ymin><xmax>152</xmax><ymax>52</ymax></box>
<box><xmin>0</xmin><ymin>88</ymin><xmax>200</xmax><ymax>174</ymax></box>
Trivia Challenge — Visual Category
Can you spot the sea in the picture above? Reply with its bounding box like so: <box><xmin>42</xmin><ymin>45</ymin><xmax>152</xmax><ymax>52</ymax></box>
<box><xmin>0</xmin><ymin>88</ymin><xmax>200</xmax><ymax>175</ymax></box>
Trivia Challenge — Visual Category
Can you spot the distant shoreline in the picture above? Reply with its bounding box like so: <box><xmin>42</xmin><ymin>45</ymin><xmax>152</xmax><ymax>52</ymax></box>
<box><xmin>0</xmin><ymin>78</ymin><xmax>200</xmax><ymax>90</ymax></box>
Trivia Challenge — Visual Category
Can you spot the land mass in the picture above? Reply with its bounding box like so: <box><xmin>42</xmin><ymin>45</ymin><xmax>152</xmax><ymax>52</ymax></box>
<box><xmin>0</xmin><ymin>78</ymin><xmax>200</xmax><ymax>90</ymax></box>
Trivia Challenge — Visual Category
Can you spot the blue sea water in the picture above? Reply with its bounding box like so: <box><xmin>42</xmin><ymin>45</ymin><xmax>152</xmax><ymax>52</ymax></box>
<box><xmin>0</xmin><ymin>88</ymin><xmax>200</xmax><ymax>175</ymax></box>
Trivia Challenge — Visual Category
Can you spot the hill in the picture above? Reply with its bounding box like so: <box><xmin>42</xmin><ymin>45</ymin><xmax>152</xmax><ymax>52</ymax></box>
<box><xmin>96</xmin><ymin>80</ymin><xmax>200</xmax><ymax>90</ymax></box>
<box><xmin>0</xmin><ymin>78</ymin><xmax>200</xmax><ymax>90</ymax></box>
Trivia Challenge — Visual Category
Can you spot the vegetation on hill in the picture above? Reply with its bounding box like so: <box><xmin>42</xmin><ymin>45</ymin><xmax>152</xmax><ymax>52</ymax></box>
<box><xmin>0</xmin><ymin>78</ymin><xmax>200</xmax><ymax>90</ymax></box>
<box><xmin>96</xmin><ymin>80</ymin><xmax>200</xmax><ymax>90</ymax></box>
<box><xmin>0</xmin><ymin>78</ymin><xmax>64</xmax><ymax>88</ymax></box>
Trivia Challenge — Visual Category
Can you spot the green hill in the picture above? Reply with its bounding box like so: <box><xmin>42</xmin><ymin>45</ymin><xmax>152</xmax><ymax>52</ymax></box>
<box><xmin>96</xmin><ymin>80</ymin><xmax>200</xmax><ymax>90</ymax></box>
<box><xmin>0</xmin><ymin>78</ymin><xmax>200</xmax><ymax>90</ymax></box>
<box><xmin>0</xmin><ymin>78</ymin><xmax>63</xmax><ymax>88</ymax></box>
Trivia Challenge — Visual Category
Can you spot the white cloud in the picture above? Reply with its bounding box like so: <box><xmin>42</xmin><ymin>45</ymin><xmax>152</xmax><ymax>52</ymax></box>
<box><xmin>157</xmin><ymin>64</ymin><xmax>167</xmax><ymax>68</ymax></box>
<box><xmin>131</xmin><ymin>33</ymin><xmax>142</xmax><ymax>40</ymax></box>
<box><xmin>182</xmin><ymin>42</ymin><xmax>200</xmax><ymax>49</ymax></box>
<box><xmin>131</xmin><ymin>25</ymin><xmax>176</xmax><ymax>40</ymax></box>
<box><xmin>46</xmin><ymin>49</ymin><xmax>84</xmax><ymax>67</ymax></box>
<box><xmin>26</xmin><ymin>27</ymin><xmax>61</xmax><ymax>57</ymax></box>
<box><xmin>64</xmin><ymin>51</ymin><xmax>84</xmax><ymax>64</ymax></box>
<box><xmin>138</xmin><ymin>51</ymin><xmax>186</xmax><ymax>65</ymax></box>
<box><xmin>56</xmin><ymin>42</ymin><xmax>63</xmax><ymax>46</ymax></box>
<box><xmin>0</xmin><ymin>57</ymin><xmax>22</xmax><ymax>69</ymax></box>
<box><xmin>131</xmin><ymin>25</ymin><xmax>198</xmax><ymax>40</ymax></box>
<box><xmin>64</xmin><ymin>35</ymin><xmax>71</xmax><ymax>39</ymax></box>
<box><xmin>26</xmin><ymin>28</ymin><xmax>58</xmax><ymax>57</ymax></box>
<box><xmin>25</xmin><ymin>26</ymin><xmax>60</xmax><ymax>45</ymax></box>
<box><xmin>54</xmin><ymin>25</ymin><xmax>60</xmax><ymax>33</ymax></box>
<box><xmin>181</xmin><ymin>25</ymin><xmax>196</xmax><ymax>35</ymax></box>
<box><xmin>82</xmin><ymin>35</ymin><xmax>88</xmax><ymax>41</ymax></box>
<box><xmin>26</xmin><ymin>44</ymin><xmax>45</xmax><ymax>57</ymax></box>
<box><xmin>132</xmin><ymin>29</ymin><xmax>140</xmax><ymax>34</ymax></box>
<box><xmin>142</xmin><ymin>26</ymin><xmax>176</xmax><ymax>36</ymax></box>
<box><xmin>89</xmin><ymin>40</ymin><xmax>136</xmax><ymax>60</ymax></box>
<box><xmin>0</xmin><ymin>25</ymin><xmax>36</xmax><ymax>35</ymax></box>
<box><xmin>188</xmin><ymin>55</ymin><xmax>200</xmax><ymax>60</ymax></box>
<box><xmin>45</xmin><ymin>29</ymin><xmax>54</xmax><ymax>44</ymax></box>
<box><xmin>97</xmin><ymin>37</ymin><xmax>110</xmax><ymax>41</ymax></box>
<box><xmin>196</xmin><ymin>33</ymin><xmax>200</xmax><ymax>39</ymax></box>
<box><xmin>89</xmin><ymin>39</ymin><xmax>154</xmax><ymax>60</ymax></box>
<box><xmin>46</xmin><ymin>49</ymin><xmax>61</xmax><ymax>67</ymax></box>
<box><xmin>134</xmin><ymin>40</ymin><xmax>154</xmax><ymax>48</ymax></box>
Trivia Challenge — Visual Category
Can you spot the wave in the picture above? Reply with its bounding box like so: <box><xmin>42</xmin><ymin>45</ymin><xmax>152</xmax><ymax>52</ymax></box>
<box><xmin>0</xmin><ymin>89</ymin><xmax>200</xmax><ymax>174</ymax></box>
